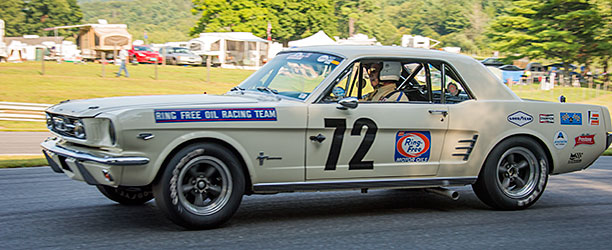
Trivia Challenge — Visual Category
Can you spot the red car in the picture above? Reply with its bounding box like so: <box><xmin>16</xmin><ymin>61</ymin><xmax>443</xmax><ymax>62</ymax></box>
<box><xmin>128</xmin><ymin>45</ymin><xmax>163</xmax><ymax>64</ymax></box>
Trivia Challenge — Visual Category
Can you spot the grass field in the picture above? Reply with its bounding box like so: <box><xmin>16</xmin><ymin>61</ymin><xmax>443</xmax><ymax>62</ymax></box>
<box><xmin>0</xmin><ymin>61</ymin><xmax>254</xmax><ymax>131</ymax></box>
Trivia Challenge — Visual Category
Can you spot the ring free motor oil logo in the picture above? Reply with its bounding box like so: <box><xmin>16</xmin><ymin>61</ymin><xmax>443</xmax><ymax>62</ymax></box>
<box><xmin>395</xmin><ymin>131</ymin><xmax>431</xmax><ymax>162</ymax></box>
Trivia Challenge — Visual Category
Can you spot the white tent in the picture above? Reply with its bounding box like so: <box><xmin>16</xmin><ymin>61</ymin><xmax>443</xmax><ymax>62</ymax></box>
<box><xmin>288</xmin><ymin>31</ymin><xmax>336</xmax><ymax>47</ymax></box>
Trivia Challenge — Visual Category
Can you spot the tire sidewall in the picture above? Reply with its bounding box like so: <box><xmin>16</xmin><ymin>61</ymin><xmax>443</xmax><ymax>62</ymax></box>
<box><xmin>479</xmin><ymin>137</ymin><xmax>549</xmax><ymax>209</ymax></box>
<box><xmin>96</xmin><ymin>185</ymin><xmax>154</xmax><ymax>205</ymax></box>
<box><xmin>153</xmin><ymin>143</ymin><xmax>245</xmax><ymax>229</ymax></box>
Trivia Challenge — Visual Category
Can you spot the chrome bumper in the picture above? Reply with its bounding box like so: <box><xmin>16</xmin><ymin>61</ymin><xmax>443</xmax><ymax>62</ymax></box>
<box><xmin>41</xmin><ymin>137</ymin><xmax>149</xmax><ymax>166</ymax></box>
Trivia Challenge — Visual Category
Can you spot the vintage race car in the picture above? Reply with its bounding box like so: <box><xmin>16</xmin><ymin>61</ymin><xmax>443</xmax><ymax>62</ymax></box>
<box><xmin>41</xmin><ymin>46</ymin><xmax>612</xmax><ymax>229</ymax></box>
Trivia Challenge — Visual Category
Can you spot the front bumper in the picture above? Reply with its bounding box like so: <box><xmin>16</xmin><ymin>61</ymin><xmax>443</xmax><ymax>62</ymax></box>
<box><xmin>41</xmin><ymin>137</ymin><xmax>149</xmax><ymax>186</ymax></box>
<box><xmin>178</xmin><ymin>58</ymin><xmax>203</xmax><ymax>65</ymax></box>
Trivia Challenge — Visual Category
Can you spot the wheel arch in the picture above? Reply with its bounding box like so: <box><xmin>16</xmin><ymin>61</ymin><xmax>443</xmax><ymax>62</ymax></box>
<box><xmin>153</xmin><ymin>136</ymin><xmax>254</xmax><ymax>195</ymax></box>
<box><xmin>487</xmin><ymin>133</ymin><xmax>555</xmax><ymax>174</ymax></box>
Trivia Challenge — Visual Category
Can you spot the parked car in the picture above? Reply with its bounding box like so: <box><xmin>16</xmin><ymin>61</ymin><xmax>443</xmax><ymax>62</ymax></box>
<box><xmin>42</xmin><ymin>46</ymin><xmax>612</xmax><ymax>229</ymax></box>
<box><xmin>162</xmin><ymin>46</ymin><xmax>203</xmax><ymax>65</ymax></box>
<box><xmin>481</xmin><ymin>57</ymin><xmax>505</xmax><ymax>67</ymax></box>
<box><xmin>128</xmin><ymin>45</ymin><xmax>162</xmax><ymax>64</ymax></box>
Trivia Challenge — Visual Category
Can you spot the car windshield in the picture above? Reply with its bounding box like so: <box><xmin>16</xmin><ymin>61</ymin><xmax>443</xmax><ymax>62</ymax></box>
<box><xmin>235</xmin><ymin>52</ymin><xmax>344</xmax><ymax>100</ymax></box>
<box><xmin>135</xmin><ymin>46</ymin><xmax>154</xmax><ymax>52</ymax></box>
<box><xmin>173</xmin><ymin>48</ymin><xmax>190</xmax><ymax>54</ymax></box>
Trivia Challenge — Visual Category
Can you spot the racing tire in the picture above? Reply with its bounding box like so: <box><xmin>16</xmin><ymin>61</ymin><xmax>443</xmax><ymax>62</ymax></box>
<box><xmin>96</xmin><ymin>185</ymin><xmax>154</xmax><ymax>205</ymax></box>
<box><xmin>472</xmin><ymin>137</ymin><xmax>549</xmax><ymax>210</ymax></box>
<box><xmin>153</xmin><ymin>143</ymin><xmax>245</xmax><ymax>229</ymax></box>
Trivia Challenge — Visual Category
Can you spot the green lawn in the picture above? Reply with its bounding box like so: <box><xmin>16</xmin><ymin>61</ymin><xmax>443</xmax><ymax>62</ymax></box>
<box><xmin>0</xmin><ymin>61</ymin><xmax>253</xmax><ymax>103</ymax></box>
<box><xmin>0</xmin><ymin>61</ymin><xmax>254</xmax><ymax>131</ymax></box>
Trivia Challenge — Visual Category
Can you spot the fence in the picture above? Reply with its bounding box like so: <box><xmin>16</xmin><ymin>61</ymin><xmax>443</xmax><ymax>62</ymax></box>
<box><xmin>0</xmin><ymin>102</ymin><xmax>51</xmax><ymax>122</ymax></box>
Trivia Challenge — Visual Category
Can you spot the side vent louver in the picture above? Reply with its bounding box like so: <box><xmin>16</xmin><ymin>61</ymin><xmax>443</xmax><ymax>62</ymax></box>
<box><xmin>452</xmin><ymin>135</ymin><xmax>478</xmax><ymax>161</ymax></box>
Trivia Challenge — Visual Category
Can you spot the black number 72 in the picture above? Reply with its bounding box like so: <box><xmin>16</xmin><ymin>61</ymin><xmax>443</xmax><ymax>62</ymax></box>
<box><xmin>324</xmin><ymin>118</ymin><xmax>378</xmax><ymax>171</ymax></box>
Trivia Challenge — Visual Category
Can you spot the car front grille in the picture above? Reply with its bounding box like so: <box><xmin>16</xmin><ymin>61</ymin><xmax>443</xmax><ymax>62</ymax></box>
<box><xmin>47</xmin><ymin>113</ymin><xmax>84</xmax><ymax>139</ymax></box>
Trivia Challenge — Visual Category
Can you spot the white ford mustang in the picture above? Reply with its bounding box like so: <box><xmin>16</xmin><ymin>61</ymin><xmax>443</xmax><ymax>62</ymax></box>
<box><xmin>42</xmin><ymin>46</ymin><xmax>612</xmax><ymax>229</ymax></box>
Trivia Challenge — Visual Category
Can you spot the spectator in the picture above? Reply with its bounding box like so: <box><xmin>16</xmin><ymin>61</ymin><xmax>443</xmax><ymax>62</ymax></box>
<box><xmin>116</xmin><ymin>48</ymin><xmax>130</xmax><ymax>77</ymax></box>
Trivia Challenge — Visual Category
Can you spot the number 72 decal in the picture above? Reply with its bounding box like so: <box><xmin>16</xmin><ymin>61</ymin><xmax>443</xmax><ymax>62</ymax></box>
<box><xmin>324</xmin><ymin>118</ymin><xmax>377</xmax><ymax>171</ymax></box>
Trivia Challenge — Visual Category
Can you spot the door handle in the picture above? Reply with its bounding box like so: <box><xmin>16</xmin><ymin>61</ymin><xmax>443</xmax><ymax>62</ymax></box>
<box><xmin>428</xmin><ymin>110</ymin><xmax>448</xmax><ymax>117</ymax></box>
<box><xmin>309</xmin><ymin>134</ymin><xmax>326</xmax><ymax>143</ymax></box>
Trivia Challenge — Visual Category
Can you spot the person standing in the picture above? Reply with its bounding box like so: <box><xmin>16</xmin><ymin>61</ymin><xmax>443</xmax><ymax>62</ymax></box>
<box><xmin>116</xmin><ymin>48</ymin><xmax>130</xmax><ymax>77</ymax></box>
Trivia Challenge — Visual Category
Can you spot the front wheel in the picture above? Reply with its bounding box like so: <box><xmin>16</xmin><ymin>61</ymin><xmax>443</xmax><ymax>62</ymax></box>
<box><xmin>472</xmin><ymin>137</ymin><xmax>549</xmax><ymax>210</ymax></box>
<box><xmin>96</xmin><ymin>185</ymin><xmax>154</xmax><ymax>205</ymax></box>
<box><xmin>153</xmin><ymin>143</ymin><xmax>245</xmax><ymax>229</ymax></box>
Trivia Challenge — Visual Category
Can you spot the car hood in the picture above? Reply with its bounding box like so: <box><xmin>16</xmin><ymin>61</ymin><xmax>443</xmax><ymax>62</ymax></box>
<box><xmin>46</xmin><ymin>94</ymin><xmax>261</xmax><ymax>117</ymax></box>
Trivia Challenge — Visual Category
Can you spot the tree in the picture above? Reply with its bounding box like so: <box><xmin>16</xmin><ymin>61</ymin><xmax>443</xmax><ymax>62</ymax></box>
<box><xmin>488</xmin><ymin>0</ymin><xmax>604</xmax><ymax>77</ymax></box>
<box><xmin>21</xmin><ymin>0</ymin><xmax>83</xmax><ymax>36</ymax></box>
<box><xmin>0</xmin><ymin>0</ymin><xmax>27</xmax><ymax>36</ymax></box>
<box><xmin>191</xmin><ymin>0</ymin><xmax>337</xmax><ymax>45</ymax></box>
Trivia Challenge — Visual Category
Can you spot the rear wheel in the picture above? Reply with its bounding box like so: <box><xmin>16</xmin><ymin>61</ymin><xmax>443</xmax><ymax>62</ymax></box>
<box><xmin>472</xmin><ymin>137</ymin><xmax>549</xmax><ymax>210</ymax></box>
<box><xmin>153</xmin><ymin>143</ymin><xmax>245</xmax><ymax>229</ymax></box>
<box><xmin>96</xmin><ymin>185</ymin><xmax>153</xmax><ymax>205</ymax></box>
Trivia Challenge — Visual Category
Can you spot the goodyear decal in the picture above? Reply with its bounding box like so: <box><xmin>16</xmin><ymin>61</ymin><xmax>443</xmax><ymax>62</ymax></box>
<box><xmin>507</xmin><ymin>111</ymin><xmax>533</xmax><ymax>127</ymax></box>
<box><xmin>395</xmin><ymin>131</ymin><xmax>431</xmax><ymax>163</ymax></box>
<box><xmin>560</xmin><ymin>112</ymin><xmax>582</xmax><ymax>125</ymax></box>
<box><xmin>154</xmin><ymin>108</ymin><xmax>277</xmax><ymax>123</ymax></box>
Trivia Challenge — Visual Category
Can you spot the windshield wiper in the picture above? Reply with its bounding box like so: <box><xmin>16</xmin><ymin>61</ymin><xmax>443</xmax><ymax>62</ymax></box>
<box><xmin>230</xmin><ymin>86</ymin><xmax>245</xmax><ymax>92</ymax></box>
<box><xmin>256</xmin><ymin>86</ymin><xmax>278</xmax><ymax>95</ymax></box>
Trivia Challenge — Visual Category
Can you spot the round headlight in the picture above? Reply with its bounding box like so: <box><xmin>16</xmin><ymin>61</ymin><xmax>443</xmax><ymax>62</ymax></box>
<box><xmin>73</xmin><ymin>120</ymin><xmax>86</xmax><ymax>139</ymax></box>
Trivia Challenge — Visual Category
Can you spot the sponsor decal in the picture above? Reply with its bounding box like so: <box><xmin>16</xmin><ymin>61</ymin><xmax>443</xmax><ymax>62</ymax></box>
<box><xmin>395</xmin><ymin>131</ymin><xmax>431</xmax><ymax>162</ymax></box>
<box><xmin>568</xmin><ymin>152</ymin><xmax>583</xmax><ymax>164</ymax></box>
<box><xmin>154</xmin><ymin>108</ymin><xmax>277</xmax><ymax>123</ymax></box>
<box><xmin>574</xmin><ymin>133</ymin><xmax>595</xmax><ymax>147</ymax></box>
<box><xmin>553</xmin><ymin>131</ymin><xmax>568</xmax><ymax>149</ymax></box>
<box><xmin>560</xmin><ymin>112</ymin><xmax>582</xmax><ymax>125</ymax></box>
<box><xmin>539</xmin><ymin>114</ymin><xmax>554</xmax><ymax>124</ymax></box>
<box><xmin>507</xmin><ymin>111</ymin><xmax>533</xmax><ymax>127</ymax></box>
<box><xmin>588</xmin><ymin>110</ymin><xmax>600</xmax><ymax>126</ymax></box>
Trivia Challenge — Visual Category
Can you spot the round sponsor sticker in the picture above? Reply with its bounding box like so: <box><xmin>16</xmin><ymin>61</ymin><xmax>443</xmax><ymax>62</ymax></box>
<box><xmin>553</xmin><ymin>130</ymin><xmax>568</xmax><ymax>149</ymax></box>
<box><xmin>396</xmin><ymin>132</ymin><xmax>430</xmax><ymax>157</ymax></box>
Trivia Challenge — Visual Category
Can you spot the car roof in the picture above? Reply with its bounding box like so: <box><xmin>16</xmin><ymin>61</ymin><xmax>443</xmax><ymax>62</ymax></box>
<box><xmin>286</xmin><ymin>45</ymin><xmax>519</xmax><ymax>101</ymax></box>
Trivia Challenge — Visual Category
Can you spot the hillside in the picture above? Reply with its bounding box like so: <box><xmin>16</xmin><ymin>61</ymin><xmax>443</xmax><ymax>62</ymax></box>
<box><xmin>79</xmin><ymin>0</ymin><xmax>198</xmax><ymax>43</ymax></box>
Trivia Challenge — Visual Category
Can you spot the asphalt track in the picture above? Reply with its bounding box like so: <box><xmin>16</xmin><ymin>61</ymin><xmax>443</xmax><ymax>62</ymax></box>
<box><xmin>1</xmin><ymin>157</ymin><xmax>612</xmax><ymax>249</ymax></box>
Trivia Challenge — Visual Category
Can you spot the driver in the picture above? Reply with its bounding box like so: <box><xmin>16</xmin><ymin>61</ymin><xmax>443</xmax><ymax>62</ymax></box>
<box><xmin>362</xmin><ymin>62</ymin><xmax>409</xmax><ymax>102</ymax></box>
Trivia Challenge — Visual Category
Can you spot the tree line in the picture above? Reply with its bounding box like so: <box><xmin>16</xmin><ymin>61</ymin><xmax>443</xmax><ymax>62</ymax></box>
<box><xmin>0</xmin><ymin>0</ymin><xmax>610</xmax><ymax>76</ymax></box>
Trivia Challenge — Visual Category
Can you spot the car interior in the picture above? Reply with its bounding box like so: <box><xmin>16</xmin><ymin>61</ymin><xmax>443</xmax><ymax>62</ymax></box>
<box><xmin>321</xmin><ymin>58</ymin><xmax>472</xmax><ymax>104</ymax></box>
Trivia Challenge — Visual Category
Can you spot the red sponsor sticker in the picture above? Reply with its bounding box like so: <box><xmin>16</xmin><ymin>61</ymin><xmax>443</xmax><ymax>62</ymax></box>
<box><xmin>574</xmin><ymin>134</ymin><xmax>595</xmax><ymax>146</ymax></box>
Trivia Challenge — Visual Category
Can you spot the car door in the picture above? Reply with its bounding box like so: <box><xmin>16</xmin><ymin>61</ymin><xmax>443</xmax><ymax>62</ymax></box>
<box><xmin>305</xmin><ymin>60</ymin><xmax>449</xmax><ymax>180</ymax></box>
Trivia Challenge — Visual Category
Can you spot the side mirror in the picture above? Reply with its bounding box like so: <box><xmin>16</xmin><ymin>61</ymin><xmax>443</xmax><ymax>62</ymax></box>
<box><xmin>337</xmin><ymin>97</ymin><xmax>358</xmax><ymax>110</ymax></box>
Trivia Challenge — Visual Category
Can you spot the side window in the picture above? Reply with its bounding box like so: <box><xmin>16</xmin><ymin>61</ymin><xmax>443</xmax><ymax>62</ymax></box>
<box><xmin>443</xmin><ymin>65</ymin><xmax>471</xmax><ymax>104</ymax></box>
<box><xmin>430</xmin><ymin>63</ymin><xmax>471</xmax><ymax>104</ymax></box>
<box><xmin>320</xmin><ymin>59</ymin><xmax>470</xmax><ymax>104</ymax></box>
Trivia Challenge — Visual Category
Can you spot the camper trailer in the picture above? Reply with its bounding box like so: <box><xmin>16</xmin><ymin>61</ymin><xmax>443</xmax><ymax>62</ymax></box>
<box><xmin>46</xmin><ymin>21</ymin><xmax>132</xmax><ymax>61</ymax></box>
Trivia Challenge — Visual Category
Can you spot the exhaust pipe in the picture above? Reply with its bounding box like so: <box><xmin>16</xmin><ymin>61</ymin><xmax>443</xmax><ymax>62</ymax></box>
<box><xmin>425</xmin><ymin>187</ymin><xmax>460</xmax><ymax>201</ymax></box>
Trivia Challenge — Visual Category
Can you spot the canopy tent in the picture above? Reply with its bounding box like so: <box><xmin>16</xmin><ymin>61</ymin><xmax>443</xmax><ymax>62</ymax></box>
<box><xmin>288</xmin><ymin>31</ymin><xmax>336</xmax><ymax>47</ymax></box>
